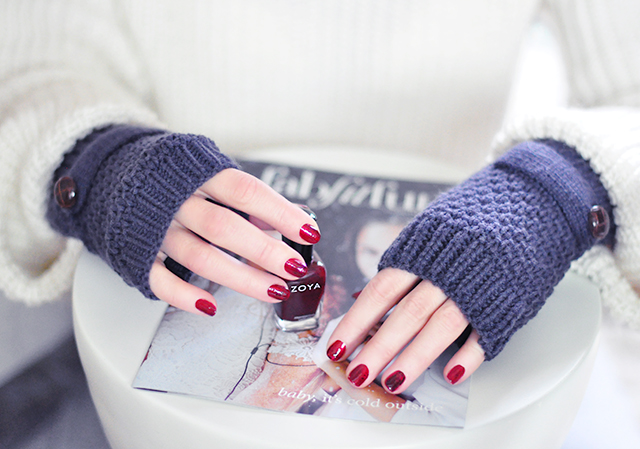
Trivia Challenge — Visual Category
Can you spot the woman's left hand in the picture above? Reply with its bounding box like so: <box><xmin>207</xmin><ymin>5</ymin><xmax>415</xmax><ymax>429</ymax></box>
<box><xmin>326</xmin><ymin>267</ymin><xmax>485</xmax><ymax>394</ymax></box>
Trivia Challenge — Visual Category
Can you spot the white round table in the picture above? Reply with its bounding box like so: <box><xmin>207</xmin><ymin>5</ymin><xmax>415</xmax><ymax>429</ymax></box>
<box><xmin>73</xmin><ymin>147</ymin><xmax>601</xmax><ymax>449</ymax></box>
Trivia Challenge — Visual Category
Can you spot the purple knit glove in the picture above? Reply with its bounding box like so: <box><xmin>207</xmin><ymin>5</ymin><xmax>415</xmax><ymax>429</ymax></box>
<box><xmin>46</xmin><ymin>125</ymin><xmax>239</xmax><ymax>299</ymax></box>
<box><xmin>378</xmin><ymin>140</ymin><xmax>613</xmax><ymax>360</ymax></box>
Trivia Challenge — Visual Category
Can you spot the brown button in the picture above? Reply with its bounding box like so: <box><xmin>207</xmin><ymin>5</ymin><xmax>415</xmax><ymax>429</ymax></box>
<box><xmin>54</xmin><ymin>176</ymin><xmax>77</xmax><ymax>208</ymax></box>
<box><xmin>588</xmin><ymin>205</ymin><xmax>610</xmax><ymax>240</ymax></box>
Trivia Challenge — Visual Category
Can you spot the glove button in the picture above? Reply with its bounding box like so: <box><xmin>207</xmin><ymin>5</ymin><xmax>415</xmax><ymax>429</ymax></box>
<box><xmin>54</xmin><ymin>176</ymin><xmax>77</xmax><ymax>208</ymax></box>
<box><xmin>588</xmin><ymin>205</ymin><xmax>609</xmax><ymax>241</ymax></box>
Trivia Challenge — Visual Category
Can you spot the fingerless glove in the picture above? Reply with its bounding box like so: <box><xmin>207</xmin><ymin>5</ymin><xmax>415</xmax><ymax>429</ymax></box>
<box><xmin>46</xmin><ymin>125</ymin><xmax>239</xmax><ymax>299</ymax></box>
<box><xmin>378</xmin><ymin>140</ymin><xmax>614</xmax><ymax>360</ymax></box>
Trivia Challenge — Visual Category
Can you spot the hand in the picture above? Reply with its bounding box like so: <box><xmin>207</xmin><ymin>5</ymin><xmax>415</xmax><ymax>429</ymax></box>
<box><xmin>148</xmin><ymin>168</ymin><xmax>321</xmax><ymax>316</ymax></box>
<box><xmin>326</xmin><ymin>268</ymin><xmax>485</xmax><ymax>394</ymax></box>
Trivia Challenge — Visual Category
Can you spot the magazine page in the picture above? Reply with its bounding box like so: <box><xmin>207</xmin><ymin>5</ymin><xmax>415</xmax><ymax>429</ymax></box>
<box><xmin>133</xmin><ymin>160</ymin><xmax>470</xmax><ymax>427</ymax></box>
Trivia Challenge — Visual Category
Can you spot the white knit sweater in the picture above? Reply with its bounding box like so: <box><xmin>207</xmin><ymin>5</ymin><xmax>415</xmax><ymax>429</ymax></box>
<box><xmin>0</xmin><ymin>0</ymin><xmax>638</xmax><ymax>328</ymax></box>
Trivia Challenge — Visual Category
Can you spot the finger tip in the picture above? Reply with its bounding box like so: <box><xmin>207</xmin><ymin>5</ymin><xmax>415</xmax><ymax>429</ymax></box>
<box><xmin>195</xmin><ymin>298</ymin><xmax>217</xmax><ymax>316</ymax></box>
<box><xmin>326</xmin><ymin>340</ymin><xmax>347</xmax><ymax>361</ymax></box>
<box><xmin>383</xmin><ymin>369</ymin><xmax>406</xmax><ymax>393</ymax></box>
<box><xmin>299</xmin><ymin>222</ymin><xmax>321</xmax><ymax>244</ymax></box>
<box><xmin>445</xmin><ymin>364</ymin><xmax>466</xmax><ymax>385</ymax></box>
<box><xmin>347</xmin><ymin>363</ymin><xmax>369</xmax><ymax>388</ymax></box>
<box><xmin>267</xmin><ymin>283</ymin><xmax>290</xmax><ymax>301</ymax></box>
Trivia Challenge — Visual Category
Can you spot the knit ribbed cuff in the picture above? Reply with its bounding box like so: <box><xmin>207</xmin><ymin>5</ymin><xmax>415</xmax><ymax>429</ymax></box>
<box><xmin>378</xmin><ymin>140</ymin><xmax>613</xmax><ymax>360</ymax></box>
<box><xmin>46</xmin><ymin>125</ymin><xmax>239</xmax><ymax>299</ymax></box>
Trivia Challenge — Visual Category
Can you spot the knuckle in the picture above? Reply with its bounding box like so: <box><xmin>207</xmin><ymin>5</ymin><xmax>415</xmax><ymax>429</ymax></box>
<box><xmin>435</xmin><ymin>303</ymin><xmax>468</xmax><ymax>334</ymax></box>
<box><xmin>367</xmin><ymin>338</ymin><xmax>400</xmax><ymax>362</ymax></box>
<box><xmin>254</xmin><ymin>238</ymin><xmax>274</xmax><ymax>264</ymax></box>
<box><xmin>201</xmin><ymin>207</ymin><xmax>231</xmax><ymax>242</ymax></box>
<box><xmin>227</xmin><ymin>173</ymin><xmax>262</xmax><ymax>208</ymax></box>
<box><xmin>365</xmin><ymin>275</ymin><xmax>399</xmax><ymax>308</ymax></box>
<box><xmin>466</xmin><ymin>332</ymin><xmax>486</xmax><ymax>358</ymax></box>
<box><xmin>148</xmin><ymin>260</ymin><xmax>167</xmax><ymax>293</ymax></box>
<box><xmin>399</xmin><ymin>293</ymin><xmax>436</xmax><ymax>323</ymax></box>
<box><xmin>469</xmin><ymin>341</ymin><xmax>486</xmax><ymax>359</ymax></box>
<box><xmin>271</xmin><ymin>203</ymin><xmax>289</xmax><ymax>229</ymax></box>
<box><xmin>184</xmin><ymin>241</ymin><xmax>217</xmax><ymax>274</ymax></box>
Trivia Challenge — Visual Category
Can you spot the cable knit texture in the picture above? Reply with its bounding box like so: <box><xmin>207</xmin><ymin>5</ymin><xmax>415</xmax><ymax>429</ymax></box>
<box><xmin>46</xmin><ymin>125</ymin><xmax>239</xmax><ymax>299</ymax></box>
<box><xmin>379</xmin><ymin>140</ymin><xmax>613</xmax><ymax>359</ymax></box>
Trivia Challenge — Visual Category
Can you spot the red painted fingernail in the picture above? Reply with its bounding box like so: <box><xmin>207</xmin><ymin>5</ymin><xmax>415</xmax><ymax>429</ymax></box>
<box><xmin>300</xmin><ymin>223</ymin><xmax>321</xmax><ymax>244</ymax></box>
<box><xmin>384</xmin><ymin>370</ymin><xmax>406</xmax><ymax>393</ymax></box>
<box><xmin>268</xmin><ymin>284</ymin><xmax>290</xmax><ymax>301</ymax></box>
<box><xmin>447</xmin><ymin>365</ymin><xmax>465</xmax><ymax>385</ymax></box>
<box><xmin>327</xmin><ymin>340</ymin><xmax>346</xmax><ymax>361</ymax></box>
<box><xmin>284</xmin><ymin>258</ymin><xmax>308</xmax><ymax>277</ymax></box>
<box><xmin>195</xmin><ymin>299</ymin><xmax>216</xmax><ymax>316</ymax></box>
<box><xmin>348</xmin><ymin>364</ymin><xmax>369</xmax><ymax>387</ymax></box>
<box><xmin>352</xmin><ymin>289</ymin><xmax>363</xmax><ymax>299</ymax></box>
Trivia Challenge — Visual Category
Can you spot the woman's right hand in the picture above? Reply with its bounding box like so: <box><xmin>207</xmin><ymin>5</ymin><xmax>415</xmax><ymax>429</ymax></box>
<box><xmin>148</xmin><ymin>168</ymin><xmax>321</xmax><ymax>317</ymax></box>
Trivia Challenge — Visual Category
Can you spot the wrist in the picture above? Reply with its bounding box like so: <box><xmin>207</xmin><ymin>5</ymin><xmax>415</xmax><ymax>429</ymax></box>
<box><xmin>378</xmin><ymin>140</ymin><xmax>613</xmax><ymax>359</ymax></box>
<box><xmin>46</xmin><ymin>125</ymin><xmax>239</xmax><ymax>298</ymax></box>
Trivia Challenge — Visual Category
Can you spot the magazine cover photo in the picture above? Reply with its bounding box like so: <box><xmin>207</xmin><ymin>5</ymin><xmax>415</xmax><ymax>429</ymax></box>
<box><xmin>133</xmin><ymin>160</ymin><xmax>470</xmax><ymax>427</ymax></box>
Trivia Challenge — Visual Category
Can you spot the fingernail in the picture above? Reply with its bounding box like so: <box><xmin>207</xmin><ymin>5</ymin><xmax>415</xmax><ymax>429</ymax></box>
<box><xmin>352</xmin><ymin>290</ymin><xmax>363</xmax><ymax>299</ymax></box>
<box><xmin>446</xmin><ymin>365</ymin><xmax>465</xmax><ymax>385</ymax></box>
<box><xmin>300</xmin><ymin>223</ymin><xmax>321</xmax><ymax>244</ymax></box>
<box><xmin>327</xmin><ymin>340</ymin><xmax>346</xmax><ymax>361</ymax></box>
<box><xmin>384</xmin><ymin>370</ymin><xmax>406</xmax><ymax>393</ymax></box>
<box><xmin>348</xmin><ymin>364</ymin><xmax>369</xmax><ymax>387</ymax></box>
<box><xmin>268</xmin><ymin>284</ymin><xmax>290</xmax><ymax>301</ymax></box>
<box><xmin>195</xmin><ymin>299</ymin><xmax>216</xmax><ymax>316</ymax></box>
<box><xmin>284</xmin><ymin>258</ymin><xmax>308</xmax><ymax>277</ymax></box>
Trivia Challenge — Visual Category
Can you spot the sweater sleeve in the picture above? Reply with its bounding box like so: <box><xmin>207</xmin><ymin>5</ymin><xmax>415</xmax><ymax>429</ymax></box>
<box><xmin>0</xmin><ymin>0</ymin><xmax>163</xmax><ymax>304</ymax></box>
<box><xmin>490</xmin><ymin>1</ymin><xmax>640</xmax><ymax>329</ymax></box>
<box><xmin>378</xmin><ymin>140</ymin><xmax>613</xmax><ymax>360</ymax></box>
<box><xmin>45</xmin><ymin>125</ymin><xmax>239</xmax><ymax>299</ymax></box>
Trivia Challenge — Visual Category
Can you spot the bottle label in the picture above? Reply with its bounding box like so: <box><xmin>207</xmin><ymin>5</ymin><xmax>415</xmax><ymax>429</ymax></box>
<box><xmin>290</xmin><ymin>282</ymin><xmax>322</xmax><ymax>293</ymax></box>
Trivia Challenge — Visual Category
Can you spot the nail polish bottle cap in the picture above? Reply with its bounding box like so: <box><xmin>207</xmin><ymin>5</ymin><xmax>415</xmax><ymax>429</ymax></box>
<box><xmin>282</xmin><ymin>205</ymin><xmax>316</xmax><ymax>265</ymax></box>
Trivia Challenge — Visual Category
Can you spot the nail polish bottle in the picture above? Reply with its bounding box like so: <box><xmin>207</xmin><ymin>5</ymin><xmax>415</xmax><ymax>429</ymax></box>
<box><xmin>274</xmin><ymin>222</ymin><xmax>326</xmax><ymax>332</ymax></box>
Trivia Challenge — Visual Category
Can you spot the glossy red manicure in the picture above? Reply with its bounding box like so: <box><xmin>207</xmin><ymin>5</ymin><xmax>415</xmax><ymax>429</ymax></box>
<box><xmin>284</xmin><ymin>258</ymin><xmax>308</xmax><ymax>277</ymax></box>
<box><xmin>447</xmin><ymin>365</ymin><xmax>465</xmax><ymax>385</ymax></box>
<box><xmin>348</xmin><ymin>364</ymin><xmax>369</xmax><ymax>387</ymax></box>
<box><xmin>300</xmin><ymin>223</ymin><xmax>321</xmax><ymax>244</ymax></box>
<box><xmin>327</xmin><ymin>340</ymin><xmax>346</xmax><ymax>361</ymax></box>
<box><xmin>195</xmin><ymin>299</ymin><xmax>216</xmax><ymax>316</ymax></box>
<box><xmin>384</xmin><ymin>370</ymin><xmax>406</xmax><ymax>393</ymax></box>
<box><xmin>268</xmin><ymin>284</ymin><xmax>290</xmax><ymax>301</ymax></box>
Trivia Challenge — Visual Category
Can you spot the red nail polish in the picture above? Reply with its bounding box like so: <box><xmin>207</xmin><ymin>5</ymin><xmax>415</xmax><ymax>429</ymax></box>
<box><xmin>284</xmin><ymin>258</ymin><xmax>308</xmax><ymax>277</ymax></box>
<box><xmin>447</xmin><ymin>365</ymin><xmax>465</xmax><ymax>385</ymax></box>
<box><xmin>299</xmin><ymin>223</ymin><xmax>321</xmax><ymax>244</ymax></box>
<box><xmin>384</xmin><ymin>370</ymin><xmax>406</xmax><ymax>393</ymax></box>
<box><xmin>327</xmin><ymin>340</ymin><xmax>346</xmax><ymax>361</ymax></box>
<box><xmin>352</xmin><ymin>289</ymin><xmax>363</xmax><ymax>299</ymax></box>
<box><xmin>195</xmin><ymin>299</ymin><xmax>216</xmax><ymax>316</ymax></box>
<box><xmin>348</xmin><ymin>364</ymin><xmax>369</xmax><ymax>387</ymax></box>
<box><xmin>268</xmin><ymin>284</ymin><xmax>290</xmax><ymax>301</ymax></box>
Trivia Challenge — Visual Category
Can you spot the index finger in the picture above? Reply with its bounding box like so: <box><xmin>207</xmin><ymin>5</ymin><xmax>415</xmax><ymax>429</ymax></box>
<box><xmin>326</xmin><ymin>268</ymin><xmax>420</xmax><ymax>362</ymax></box>
<box><xmin>200</xmin><ymin>168</ymin><xmax>321</xmax><ymax>245</ymax></box>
